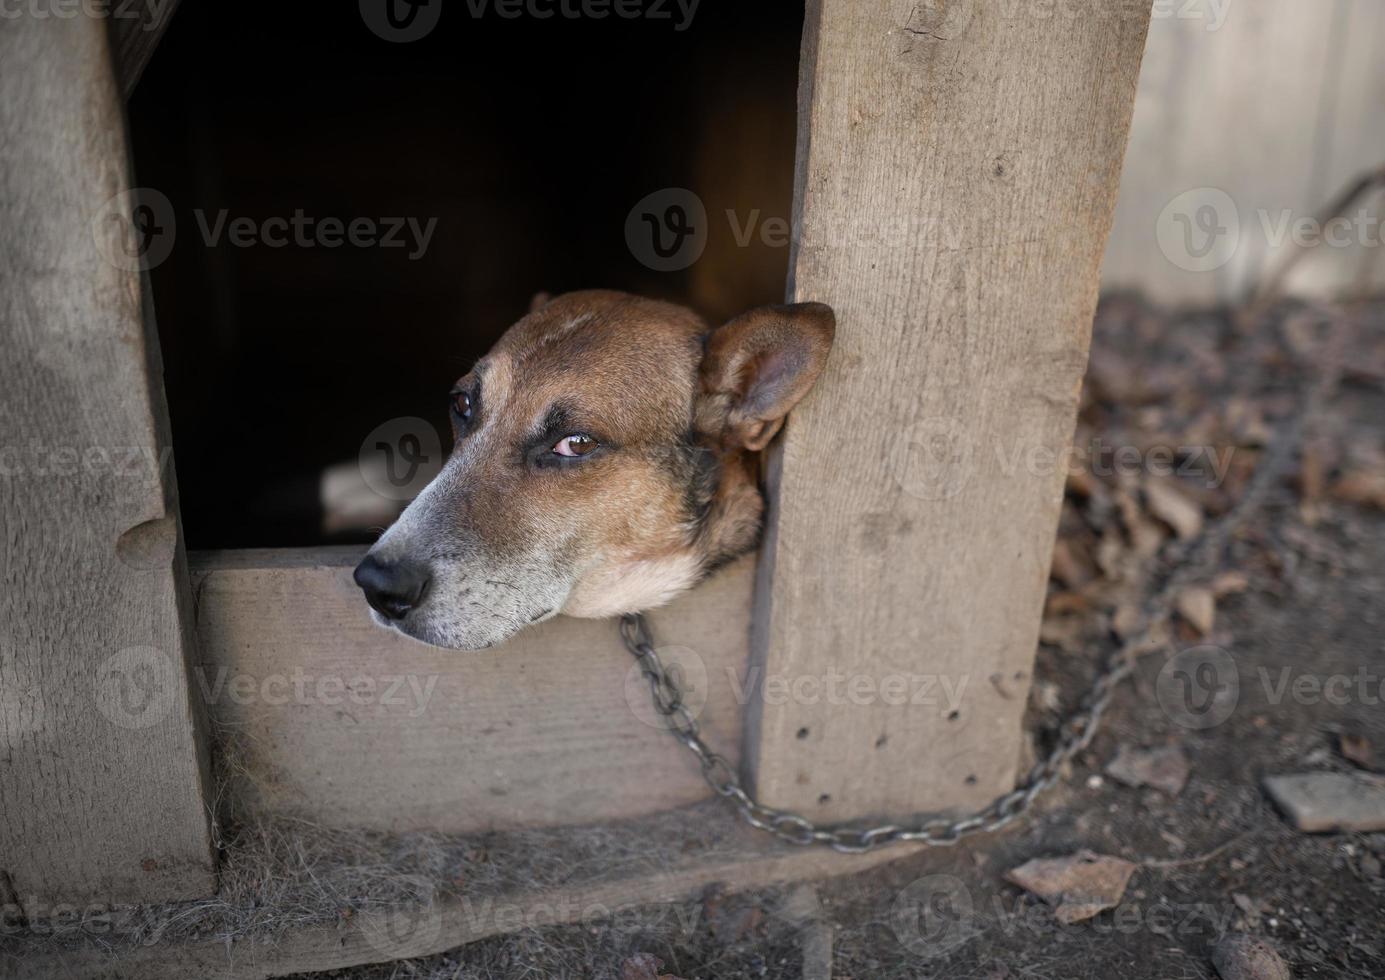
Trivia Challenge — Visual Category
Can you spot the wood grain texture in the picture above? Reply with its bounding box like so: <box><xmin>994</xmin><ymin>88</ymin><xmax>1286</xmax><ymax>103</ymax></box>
<box><xmin>746</xmin><ymin>0</ymin><xmax>1152</xmax><ymax>821</ymax></box>
<box><xmin>1101</xmin><ymin>0</ymin><xmax>1385</xmax><ymax>302</ymax></box>
<box><xmin>7</xmin><ymin>801</ymin><xmax>909</xmax><ymax>980</ymax></box>
<box><xmin>109</xmin><ymin>0</ymin><xmax>182</xmax><ymax>99</ymax></box>
<box><xmin>0</xmin><ymin>15</ymin><xmax>214</xmax><ymax>905</ymax></box>
<box><xmin>189</xmin><ymin>549</ymin><xmax>754</xmax><ymax>834</ymax></box>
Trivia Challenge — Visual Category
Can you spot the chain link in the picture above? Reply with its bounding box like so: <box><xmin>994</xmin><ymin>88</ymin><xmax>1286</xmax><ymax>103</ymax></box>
<box><xmin>619</xmin><ymin>316</ymin><xmax>1335</xmax><ymax>854</ymax></box>
<box><xmin>621</xmin><ymin>609</ymin><xmax>1149</xmax><ymax>853</ymax></box>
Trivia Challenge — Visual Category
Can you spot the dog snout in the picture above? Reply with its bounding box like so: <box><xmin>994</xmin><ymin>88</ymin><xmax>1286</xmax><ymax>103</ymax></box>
<box><xmin>353</xmin><ymin>553</ymin><xmax>431</xmax><ymax>621</ymax></box>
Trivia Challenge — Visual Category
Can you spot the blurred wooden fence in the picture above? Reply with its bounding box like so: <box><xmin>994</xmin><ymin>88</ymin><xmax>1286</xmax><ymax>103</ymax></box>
<box><xmin>1102</xmin><ymin>0</ymin><xmax>1385</xmax><ymax>304</ymax></box>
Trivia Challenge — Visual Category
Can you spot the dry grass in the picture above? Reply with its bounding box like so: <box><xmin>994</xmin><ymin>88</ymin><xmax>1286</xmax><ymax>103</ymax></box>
<box><xmin>0</xmin><ymin>728</ymin><xmax>733</xmax><ymax>962</ymax></box>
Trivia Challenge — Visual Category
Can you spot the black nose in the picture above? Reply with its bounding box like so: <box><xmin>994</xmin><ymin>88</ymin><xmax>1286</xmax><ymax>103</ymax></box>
<box><xmin>353</xmin><ymin>554</ymin><xmax>430</xmax><ymax>621</ymax></box>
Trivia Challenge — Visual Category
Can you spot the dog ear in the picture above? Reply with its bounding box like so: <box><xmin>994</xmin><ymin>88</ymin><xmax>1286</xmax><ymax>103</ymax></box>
<box><xmin>528</xmin><ymin>291</ymin><xmax>552</xmax><ymax>314</ymax></box>
<box><xmin>700</xmin><ymin>302</ymin><xmax>835</xmax><ymax>451</ymax></box>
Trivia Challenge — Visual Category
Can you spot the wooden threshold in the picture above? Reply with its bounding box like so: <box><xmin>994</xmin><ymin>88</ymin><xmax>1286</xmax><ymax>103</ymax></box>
<box><xmin>188</xmin><ymin>547</ymin><xmax>755</xmax><ymax>835</ymax></box>
<box><xmin>6</xmin><ymin>801</ymin><xmax>925</xmax><ymax>980</ymax></box>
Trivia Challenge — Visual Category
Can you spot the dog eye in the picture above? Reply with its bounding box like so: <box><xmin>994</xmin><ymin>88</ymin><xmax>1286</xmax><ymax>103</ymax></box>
<box><xmin>452</xmin><ymin>390</ymin><xmax>473</xmax><ymax>422</ymax></box>
<box><xmin>552</xmin><ymin>434</ymin><xmax>598</xmax><ymax>457</ymax></box>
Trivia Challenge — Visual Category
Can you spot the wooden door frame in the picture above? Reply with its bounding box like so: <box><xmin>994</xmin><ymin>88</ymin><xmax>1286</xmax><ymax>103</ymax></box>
<box><xmin>0</xmin><ymin>0</ymin><xmax>1153</xmax><ymax>946</ymax></box>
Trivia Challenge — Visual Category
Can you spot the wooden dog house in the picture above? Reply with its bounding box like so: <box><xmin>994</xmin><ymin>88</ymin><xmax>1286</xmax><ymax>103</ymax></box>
<box><xmin>0</xmin><ymin>2</ymin><xmax>1152</xmax><ymax>975</ymax></box>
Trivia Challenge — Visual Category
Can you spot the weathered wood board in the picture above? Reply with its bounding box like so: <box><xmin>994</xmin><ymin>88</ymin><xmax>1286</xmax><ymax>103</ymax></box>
<box><xmin>109</xmin><ymin>0</ymin><xmax>182</xmax><ymax>99</ymax></box>
<box><xmin>5</xmin><ymin>800</ymin><xmax>913</xmax><ymax>980</ymax></box>
<box><xmin>189</xmin><ymin>549</ymin><xmax>754</xmax><ymax>833</ymax></box>
<box><xmin>747</xmin><ymin>0</ymin><xmax>1152</xmax><ymax>821</ymax></box>
<box><xmin>1102</xmin><ymin>0</ymin><xmax>1385</xmax><ymax>302</ymax></box>
<box><xmin>0</xmin><ymin>14</ymin><xmax>214</xmax><ymax>906</ymax></box>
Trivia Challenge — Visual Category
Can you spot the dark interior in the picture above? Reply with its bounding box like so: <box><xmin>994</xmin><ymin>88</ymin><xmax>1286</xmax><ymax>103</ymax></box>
<box><xmin>129</xmin><ymin>2</ymin><xmax>803</xmax><ymax>550</ymax></box>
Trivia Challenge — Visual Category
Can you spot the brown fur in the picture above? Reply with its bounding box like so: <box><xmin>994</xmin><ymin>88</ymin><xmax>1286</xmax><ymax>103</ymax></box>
<box><xmin>358</xmin><ymin>290</ymin><xmax>833</xmax><ymax>649</ymax></box>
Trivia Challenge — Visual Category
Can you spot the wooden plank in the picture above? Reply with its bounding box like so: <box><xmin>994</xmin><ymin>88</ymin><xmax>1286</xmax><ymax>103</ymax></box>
<box><xmin>0</xmin><ymin>14</ymin><xmax>214</xmax><ymax>905</ymax></box>
<box><xmin>746</xmin><ymin>0</ymin><xmax>1151</xmax><ymax>822</ymax></box>
<box><xmin>109</xmin><ymin>0</ymin><xmax>182</xmax><ymax>99</ymax></box>
<box><xmin>1101</xmin><ymin>0</ymin><xmax>1385</xmax><ymax>302</ymax></box>
<box><xmin>5</xmin><ymin>801</ymin><xmax>910</xmax><ymax>980</ymax></box>
<box><xmin>1280</xmin><ymin>0</ymin><xmax>1385</xmax><ymax>298</ymax></box>
<box><xmin>188</xmin><ymin>548</ymin><xmax>754</xmax><ymax>834</ymax></box>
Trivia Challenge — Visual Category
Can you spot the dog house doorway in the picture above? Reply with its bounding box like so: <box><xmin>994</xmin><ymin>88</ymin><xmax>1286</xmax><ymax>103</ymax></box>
<box><xmin>129</xmin><ymin>1</ymin><xmax>804</xmax><ymax>550</ymax></box>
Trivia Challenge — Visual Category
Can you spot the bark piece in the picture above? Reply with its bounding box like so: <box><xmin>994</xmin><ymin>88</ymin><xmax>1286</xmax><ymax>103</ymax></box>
<box><xmin>1264</xmin><ymin>772</ymin><xmax>1385</xmax><ymax>832</ymax></box>
<box><xmin>1145</xmin><ymin>478</ymin><xmax>1204</xmax><ymax>539</ymax></box>
<box><xmin>1212</xmin><ymin>934</ymin><xmax>1290</xmax><ymax>980</ymax></box>
<box><xmin>1106</xmin><ymin>745</ymin><xmax>1190</xmax><ymax>796</ymax></box>
<box><xmin>1004</xmin><ymin>850</ymin><xmax>1136</xmax><ymax>924</ymax></box>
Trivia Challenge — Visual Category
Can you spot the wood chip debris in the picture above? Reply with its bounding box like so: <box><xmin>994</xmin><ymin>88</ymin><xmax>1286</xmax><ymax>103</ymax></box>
<box><xmin>1212</xmin><ymin>933</ymin><xmax>1291</xmax><ymax>980</ymax></box>
<box><xmin>1105</xmin><ymin>744</ymin><xmax>1190</xmax><ymax>796</ymax></box>
<box><xmin>1263</xmin><ymin>772</ymin><xmax>1385</xmax><ymax>833</ymax></box>
<box><xmin>1003</xmin><ymin>850</ymin><xmax>1136</xmax><ymax>924</ymax></box>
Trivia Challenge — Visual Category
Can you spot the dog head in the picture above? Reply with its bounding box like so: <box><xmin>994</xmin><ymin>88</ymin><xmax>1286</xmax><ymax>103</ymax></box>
<box><xmin>354</xmin><ymin>290</ymin><xmax>834</xmax><ymax>650</ymax></box>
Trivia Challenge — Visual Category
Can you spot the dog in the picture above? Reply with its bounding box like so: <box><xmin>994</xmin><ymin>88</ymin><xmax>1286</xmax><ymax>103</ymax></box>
<box><xmin>353</xmin><ymin>290</ymin><xmax>834</xmax><ymax>650</ymax></box>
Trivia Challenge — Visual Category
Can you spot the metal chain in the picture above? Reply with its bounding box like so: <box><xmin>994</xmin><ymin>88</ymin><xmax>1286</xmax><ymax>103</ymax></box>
<box><xmin>620</xmin><ymin>611</ymin><xmax>1137</xmax><ymax>853</ymax></box>
<box><xmin>619</xmin><ymin>336</ymin><xmax>1337</xmax><ymax>853</ymax></box>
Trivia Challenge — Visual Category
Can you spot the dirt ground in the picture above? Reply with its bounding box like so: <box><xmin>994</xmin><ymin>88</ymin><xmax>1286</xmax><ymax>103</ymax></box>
<box><xmin>292</xmin><ymin>296</ymin><xmax>1385</xmax><ymax>979</ymax></box>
